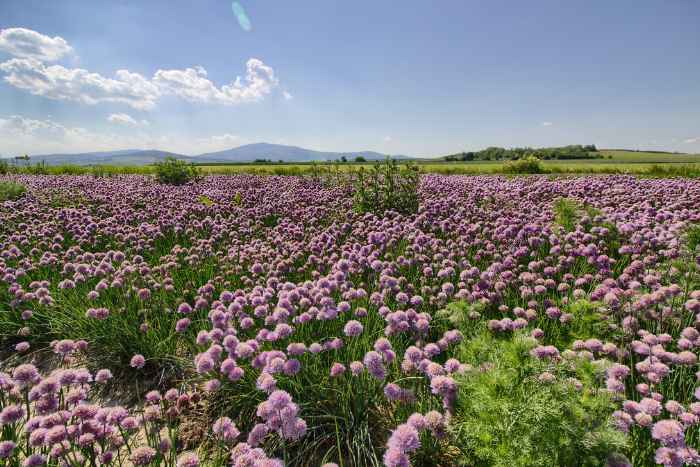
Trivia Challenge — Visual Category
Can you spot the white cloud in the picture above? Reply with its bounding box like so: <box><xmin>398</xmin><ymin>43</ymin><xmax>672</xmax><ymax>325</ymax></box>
<box><xmin>0</xmin><ymin>58</ymin><xmax>159</xmax><ymax>109</ymax></box>
<box><xmin>0</xmin><ymin>114</ymin><xmax>241</xmax><ymax>156</ymax></box>
<box><xmin>542</xmin><ymin>122</ymin><xmax>552</xmax><ymax>126</ymax></box>
<box><xmin>383</xmin><ymin>136</ymin><xmax>392</xmax><ymax>141</ymax></box>
<box><xmin>195</xmin><ymin>133</ymin><xmax>241</xmax><ymax>145</ymax></box>
<box><xmin>153</xmin><ymin>58</ymin><xmax>278</xmax><ymax>105</ymax></box>
<box><xmin>108</xmin><ymin>113</ymin><xmax>137</xmax><ymax>124</ymax></box>
<box><xmin>670</xmin><ymin>139</ymin><xmax>677</xmax><ymax>143</ymax></box>
<box><xmin>0</xmin><ymin>28</ymin><xmax>73</xmax><ymax>61</ymax></box>
<box><xmin>684</xmin><ymin>137</ymin><xmax>699</xmax><ymax>143</ymax></box>
<box><xmin>277</xmin><ymin>139</ymin><xmax>289</xmax><ymax>145</ymax></box>
<box><xmin>140</xmin><ymin>120</ymin><xmax>149</xmax><ymax>124</ymax></box>
<box><xmin>652</xmin><ymin>140</ymin><xmax>658</xmax><ymax>143</ymax></box>
<box><xmin>0</xmin><ymin>28</ymin><xmax>285</xmax><ymax>111</ymax></box>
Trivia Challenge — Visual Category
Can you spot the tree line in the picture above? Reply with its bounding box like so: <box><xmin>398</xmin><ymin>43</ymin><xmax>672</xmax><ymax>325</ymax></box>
<box><xmin>445</xmin><ymin>144</ymin><xmax>601</xmax><ymax>161</ymax></box>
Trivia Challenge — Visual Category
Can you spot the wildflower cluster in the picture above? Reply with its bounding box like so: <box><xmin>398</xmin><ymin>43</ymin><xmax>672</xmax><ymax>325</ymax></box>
<box><xmin>0</xmin><ymin>172</ymin><xmax>699</xmax><ymax>466</ymax></box>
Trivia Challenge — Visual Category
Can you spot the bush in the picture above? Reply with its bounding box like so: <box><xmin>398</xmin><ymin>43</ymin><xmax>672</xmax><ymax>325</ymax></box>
<box><xmin>353</xmin><ymin>156</ymin><xmax>421</xmax><ymax>214</ymax></box>
<box><xmin>451</xmin><ymin>328</ymin><xmax>628</xmax><ymax>467</ymax></box>
<box><xmin>154</xmin><ymin>157</ymin><xmax>202</xmax><ymax>185</ymax></box>
<box><xmin>0</xmin><ymin>180</ymin><xmax>28</xmax><ymax>200</ymax></box>
<box><xmin>501</xmin><ymin>156</ymin><xmax>546</xmax><ymax>175</ymax></box>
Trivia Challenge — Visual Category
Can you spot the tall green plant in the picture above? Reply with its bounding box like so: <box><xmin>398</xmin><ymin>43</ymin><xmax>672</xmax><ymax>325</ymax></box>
<box><xmin>451</xmin><ymin>329</ymin><xmax>628</xmax><ymax>467</ymax></box>
<box><xmin>353</xmin><ymin>156</ymin><xmax>420</xmax><ymax>214</ymax></box>
<box><xmin>154</xmin><ymin>157</ymin><xmax>203</xmax><ymax>185</ymax></box>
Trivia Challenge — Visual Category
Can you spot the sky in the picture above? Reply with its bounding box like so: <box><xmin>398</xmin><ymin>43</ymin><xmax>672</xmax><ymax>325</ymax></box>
<box><xmin>0</xmin><ymin>0</ymin><xmax>699</xmax><ymax>159</ymax></box>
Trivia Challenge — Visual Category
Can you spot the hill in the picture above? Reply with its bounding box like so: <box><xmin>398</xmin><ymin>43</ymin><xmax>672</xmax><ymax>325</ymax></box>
<box><xmin>21</xmin><ymin>150</ymin><xmax>225</xmax><ymax>166</ymax></box>
<box><xmin>18</xmin><ymin>143</ymin><xmax>411</xmax><ymax>166</ymax></box>
<box><xmin>194</xmin><ymin>143</ymin><xmax>410</xmax><ymax>162</ymax></box>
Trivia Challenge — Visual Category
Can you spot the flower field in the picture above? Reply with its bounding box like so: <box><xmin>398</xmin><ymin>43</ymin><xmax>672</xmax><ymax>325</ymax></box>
<box><xmin>1</xmin><ymin>172</ymin><xmax>700</xmax><ymax>467</ymax></box>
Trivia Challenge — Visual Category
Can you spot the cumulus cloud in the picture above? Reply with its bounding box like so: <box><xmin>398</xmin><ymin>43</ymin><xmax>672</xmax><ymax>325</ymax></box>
<box><xmin>670</xmin><ymin>139</ymin><xmax>677</xmax><ymax>143</ymax></box>
<box><xmin>153</xmin><ymin>58</ymin><xmax>278</xmax><ymax>105</ymax></box>
<box><xmin>195</xmin><ymin>133</ymin><xmax>241</xmax><ymax>145</ymax></box>
<box><xmin>0</xmin><ymin>114</ymin><xmax>166</xmax><ymax>152</ymax></box>
<box><xmin>283</xmin><ymin>92</ymin><xmax>292</xmax><ymax>100</ymax></box>
<box><xmin>0</xmin><ymin>58</ymin><xmax>159</xmax><ymax>109</ymax></box>
<box><xmin>542</xmin><ymin>122</ymin><xmax>552</xmax><ymax>126</ymax></box>
<box><xmin>0</xmin><ymin>28</ymin><xmax>282</xmax><ymax>109</ymax></box>
<box><xmin>684</xmin><ymin>137</ymin><xmax>699</xmax><ymax>143</ymax></box>
<box><xmin>108</xmin><ymin>113</ymin><xmax>137</xmax><ymax>124</ymax></box>
<box><xmin>0</xmin><ymin>114</ymin><xmax>235</xmax><ymax>155</ymax></box>
<box><xmin>383</xmin><ymin>136</ymin><xmax>392</xmax><ymax>141</ymax></box>
<box><xmin>0</xmin><ymin>28</ymin><xmax>73</xmax><ymax>61</ymax></box>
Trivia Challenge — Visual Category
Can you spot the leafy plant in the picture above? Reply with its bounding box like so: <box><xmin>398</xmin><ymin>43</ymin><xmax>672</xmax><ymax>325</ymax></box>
<box><xmin>353</xmin><ymin>156</ymin><xmax>420</xmax><ymax>214</ymax></box>
<box><xmin>154</xmin><ymin>156</ymin><xmax>203</xmax><ymax>185</ymax></box>
<box><xmin>501</xmin><ymin>156</ymin><xmax>546</xmax><ymax>175</ymax></box>
<box><xmin>0</xmin><ymin>180</ymin><xmax>27</xmax><ymax>200</ymax></box>
<box><xmin>452</xmin><ymin>328</ymin><xmax>628</xmax><ymax>467</ymax></box>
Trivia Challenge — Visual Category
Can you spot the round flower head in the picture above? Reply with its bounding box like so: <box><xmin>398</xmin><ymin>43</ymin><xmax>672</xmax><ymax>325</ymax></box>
<box><xmin>330</xmin><ymin>363</ymin><xmax>346</xmax><ymax>377</ymax></box>
<box><xmin>652</xmin><ymin>420</ymin><xmax>685</xmax><ymax>447</ymax></box>
<box><xmin>268</xmin><ymin>390</ymin><xmax>292</xmax><ymax>411</ymax></box>
<box><xmin>407</xmin><ymin>413</ymin><xmax>427</xmax><ymax>433</ymax></box>
<box><xmin>12</xmin><ymin>364</ymin><xmax>39</xmax><ymax>387</ymax></box>
<box><xmin>382</xmin><ymin>447</ymin><xmax>410</xmax><ymax>467</ymax></box>
<box><xmin>130</xmin><ymin>354</ymin><xmax>146</xmax><ymax>369</ymax></box>
<box><xmin>22</xmin><ymin>453</ymin><xmax>47</xmax><ymax>467</ymax></box>
<box><xmin>387</xmin><ymin>424</ymin><xmax>421</xmax><ymax>453</ymax></box>
<box><xmin>177</xmin><ymin>452</ymin><xmax>200</xmax><ymax>467</ymax></box>
<box><xmin>129</xmin><ymin>446</ymin><xmax>156</xmax><ymax>466</ymax></box>
<box><xmin>350</xmin><ymin>361</ymin><xmax>364</xmax><ymax>376</ymax></box>
<box><xmin>654</xmin><ymin>447</ymin><xmax>680</xmax><ymax>467</ymax></box>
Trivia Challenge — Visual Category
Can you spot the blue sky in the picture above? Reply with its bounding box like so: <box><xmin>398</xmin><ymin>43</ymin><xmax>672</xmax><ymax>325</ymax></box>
<box><xmin>0</xmin><ymin>0</ymin><xmax>698</xmax><ymax>158</ymax></box>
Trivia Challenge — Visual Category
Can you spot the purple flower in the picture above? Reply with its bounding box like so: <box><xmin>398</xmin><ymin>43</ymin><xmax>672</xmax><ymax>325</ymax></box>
<box><xmin>176</xmin><ymin>318</ymin><xmax>191</xmax><ymax>332</ymax></box>
<box><xmin>654</xmin><ymin>447</ymin><xmax>680</xmax><ymax>467</ymax></box>
<box><xmin>130</xmin><ymin>354</ymin><xmax>146</xmax><ymax>369</ymax></box>
<box><xmin>22</xmin><ymin>454</ymin><xmax>46</xmax><ymax>467</ymax></box>
<box><xmin>0</xmin><ymin>405</ymin><xmax>25</xmax><ymax>425</ymax></box>
<box><xmin>0</xmin><ymin>441</ymin><xmax>17</xmax><ymax>459</ymax></box>
<box><xmin>330</xmin><ymin>363</ymin><xmax>346</xmax><ymax>376</ymax></box>
<box><xmin>177</xmin><ymin>453</ymin><xmax>200</xmax><ymax>467</ymax></box>
<box><xmin>652</xmin><ymin>420</ymin><xmax>685</xmax><ymax>447</ymax></box>
<box><xmin>350</xmin><ymin>361</ymin><xmax>364</xmax><ymax>376</ymax></box>
<box><xmin>344</xmin><ymin>320</ymin><xmax>364</xmax><ymax>337</ymax></box>
<box><xmin>129</xmin><ymin>446</ymin><xmax>157</xmax><ymax>466</ymax></box>
<box><xmin>382</xmin><ymin>447</ymin><xmax>410</xmax><ymax>467</ymax></box>
<box><xmin>268</xmin><ymin>390</ymin><xmax>292</xmax><ymax>410</ymax></box>
<box><xmin>12</xmin><ymin>364</ymin><xmax>39</xmax><ymax>387</ymax></box>
<box><xmin>387</xmin><ymin>424</ymin><xmax>421</xmax><ymax>453</ymax></box>
<box><xmin>15</xmin><ymin>342</ymin><xmax>29</xmax><ymax>351</ymax></box>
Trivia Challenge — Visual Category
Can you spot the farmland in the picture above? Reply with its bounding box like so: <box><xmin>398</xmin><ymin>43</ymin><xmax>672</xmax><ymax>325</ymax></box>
<box><xmin>0</xmin><ymin>169</ymin><xmax>699</xmax><ymax>467</ymax></box>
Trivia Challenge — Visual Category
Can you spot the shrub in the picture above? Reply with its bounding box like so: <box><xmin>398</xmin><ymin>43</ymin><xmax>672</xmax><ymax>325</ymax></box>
<box><xmin>451</xmin><ymin>328</ymin><xmax>628</xmax><ymax>467</ymax></box>
<box><xmin>0</xmin><ymin>180</ymin><xmax>27</xmax><ymax>200</ymax></box>
<box><xmin>154</xmin><ymin>156</ymin><xmax>202</xmax><ymax>185</ymax></box>
<box><xmin>501</xmin><ymin>156</ymin><xmax>546</xmax><ymax>175</ymax></box>
<box><xmin>353</xmin><ymin>156</ymin><xmax>421</xmax><ymax>214</ymax></box>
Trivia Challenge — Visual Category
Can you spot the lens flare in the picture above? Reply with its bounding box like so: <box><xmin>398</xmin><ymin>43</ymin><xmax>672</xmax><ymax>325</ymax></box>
<box><xmin>231</xmin><ymin>2</ymin><xmax>251</xmax><ymax>31</ymax></box>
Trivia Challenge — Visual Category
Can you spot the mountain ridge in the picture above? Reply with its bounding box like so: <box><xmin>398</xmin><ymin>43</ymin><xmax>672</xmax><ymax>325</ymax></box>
<box><xmin>13</xmin><ymin>143</ymin><xmax>411</xmax><ymax>165</ymax></box>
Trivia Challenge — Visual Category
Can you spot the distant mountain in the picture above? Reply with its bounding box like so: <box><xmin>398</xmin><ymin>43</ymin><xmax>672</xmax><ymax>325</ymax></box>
<box><xmin>20</xmin><ymin>143</ymin><xmax>411</xmax><ymax>166</ymax></box>
<box><xmin>194</xmin><ymin>143</ymin><xmax>411</xmax><ymax>162</ymax></box>
<box><xmin>23</xmin><ymin>150</ymin><xmax>225</xmax><ymax>166</ymax></box>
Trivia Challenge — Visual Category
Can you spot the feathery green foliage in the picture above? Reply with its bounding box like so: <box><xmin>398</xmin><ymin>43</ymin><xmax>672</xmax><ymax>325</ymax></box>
<box><xmin>0</xmin><ymin>180</ymin><xmax>28</xmax><ymax>200</ymax></box>
<box><xmin>451</xmin><ymin>329</ymin><xmax>628</xmax><ymax>467</ymax></box>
